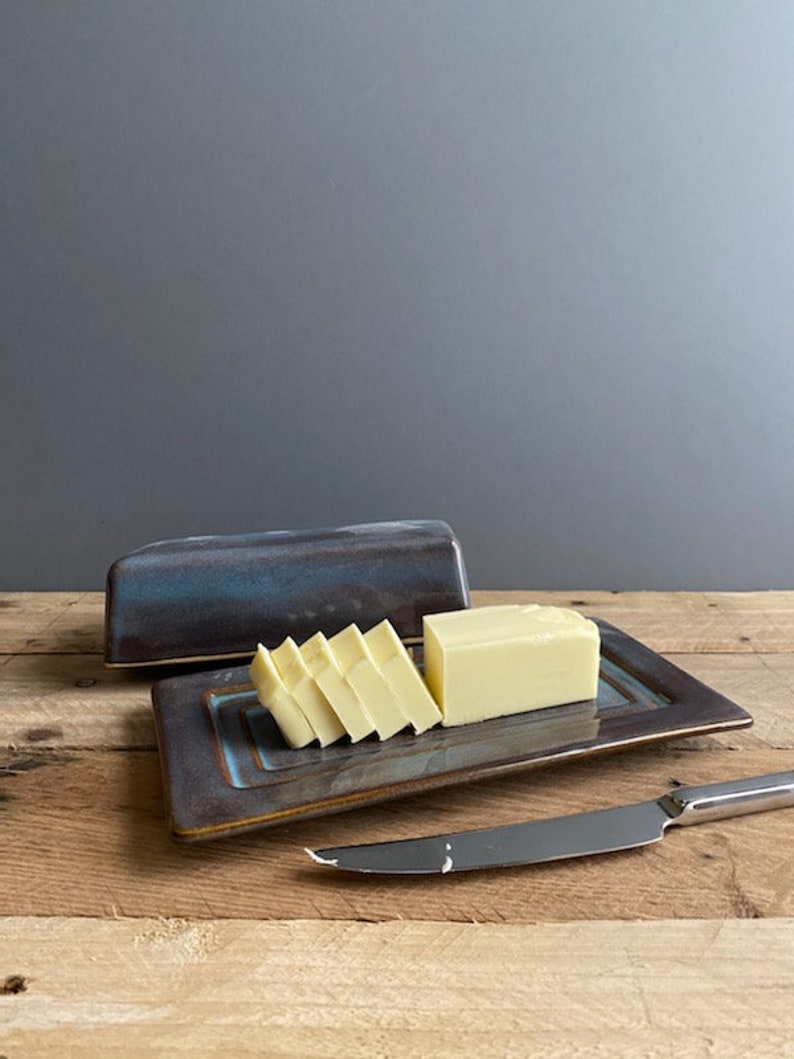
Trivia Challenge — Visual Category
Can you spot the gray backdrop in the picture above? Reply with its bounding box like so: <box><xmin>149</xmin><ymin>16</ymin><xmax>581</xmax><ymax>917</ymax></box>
<box><xmin>3</xmin><ymin>1</ymin><xmax>794</xmax><ymax>591</ymax></box>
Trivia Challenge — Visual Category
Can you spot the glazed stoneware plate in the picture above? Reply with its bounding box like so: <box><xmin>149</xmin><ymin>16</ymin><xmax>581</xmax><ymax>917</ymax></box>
<box><xmin>151</xmin><ymin>620</ymin><xmax>753</xmax><ymax>842</ymax></box>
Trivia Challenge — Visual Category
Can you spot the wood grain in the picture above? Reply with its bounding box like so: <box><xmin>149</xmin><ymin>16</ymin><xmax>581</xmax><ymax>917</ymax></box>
<box><xmin>473</xmin><ymin>589</ymin><xmax>794</xmax><ymax>653</ymax></box>
<box><xmin>5</xmin><ymin>589</ymin><xmax>794</xmax><ymax>655</ymax></box>
<box><xmin>0</xmin><ymin>592</ymin><xmax>104</xmax><ymax>655</ymax></box>
<box><xmin>3</xmin><ymin>591</ymin><xmax>794</xmax><ymax>1054</ymax></box>
<box><xmin>0</xmin><ymin>653</ymin><xmax>154</xmax><ymax>749</ymax></box>
<box><xmin>2</xmin><ymin>742</ymin><xmax>792</xmax><ymax>922</ymax></box>
<box><xmin>2</xmin><ymin>648</ymin><xmax>792</xmax><ymax>751</ymax></box>
<box><xmin>2</xmin><ymin>917</ymin><xmax>793</xmax><ymax>1057</ymax></box>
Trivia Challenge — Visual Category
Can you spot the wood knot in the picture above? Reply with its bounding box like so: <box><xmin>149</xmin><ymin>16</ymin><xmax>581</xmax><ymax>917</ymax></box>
<box><xmin>25</xmin><ymin>727</ymin><xmax>64</xmax><ymax>743</ymax></box>
<box><xmin>2</xmin><ymin>975</ymin><xmax>28</xmax><ymax>995</ymax></box>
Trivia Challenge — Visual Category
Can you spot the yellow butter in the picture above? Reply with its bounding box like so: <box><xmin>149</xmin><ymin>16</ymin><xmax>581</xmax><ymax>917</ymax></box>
<box><xmin>300</xmin><ymin>632</ymin><xmax>375</xmax><ymax>743</ymax></box>
<box><xmin>423</xmin><ymin>605</ymin><xmax>600</xmax><ymax>727</ymax></box>
<box><xmin>249</xmin><ymin>643</ymin><xmax>317</xmax><ymax>748</ymax></box>
<box><xmin>271</xmin><ymin>636</ymin><xmax>346</xmax><ymax>747</ymax></box>
<box><xmin>364</xmin><ymin>619</ymin><xmax>442</xmax><ymax>734</ymax></box>
<box><xmin>328</xmin><ymin>624</ymin><xmax>409</xmax><ymax>740</ymax></box>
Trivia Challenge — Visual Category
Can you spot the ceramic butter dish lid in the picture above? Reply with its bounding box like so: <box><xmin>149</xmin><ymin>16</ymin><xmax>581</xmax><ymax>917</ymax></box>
<box><xmin>104</xmin><ymin>519</ymin><xmax>470</xmax><ymax>667</ymax></box>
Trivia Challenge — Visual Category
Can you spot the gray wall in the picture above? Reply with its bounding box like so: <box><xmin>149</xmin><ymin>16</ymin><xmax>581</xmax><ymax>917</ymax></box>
<box><xmin>3</xmin><ymin>1</ymin><xmax>794</xmax><ymax>591</ymax></box>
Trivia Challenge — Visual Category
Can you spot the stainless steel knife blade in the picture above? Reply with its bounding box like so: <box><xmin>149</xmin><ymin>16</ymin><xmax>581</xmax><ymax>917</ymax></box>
<box><xmin>306</xmin><ymin>770</ymin><xmax>794</xmax><ymax>875</ymax></box>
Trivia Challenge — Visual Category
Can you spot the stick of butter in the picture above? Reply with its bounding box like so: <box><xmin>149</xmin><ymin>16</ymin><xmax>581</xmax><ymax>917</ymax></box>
<box><xmin>249</xmin><ymin>643</ymin><xmax>317</xmax><ymax>748</ymax></box>
<box><xmin>422</xmin><ymin>604</ymin><xmax>600</xmax><ymax>727</ymax></box>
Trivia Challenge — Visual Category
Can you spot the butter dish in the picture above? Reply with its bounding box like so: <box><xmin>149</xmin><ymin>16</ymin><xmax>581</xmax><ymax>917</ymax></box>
<box><xmin>105</xmin><ymin>519</ymin><xmax>470</xmax><ymax>666</ymax></box>
<box><xmin>150</xmin><ymin>620</ymin><xmax>752</xmax><ymax>841</ymax></box>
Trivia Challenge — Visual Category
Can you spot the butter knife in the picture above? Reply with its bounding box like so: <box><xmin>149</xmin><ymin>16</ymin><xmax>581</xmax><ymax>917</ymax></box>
<box><xmin>306</xmin><ymin>771</ymin><xmax>794</xmax><ymax>875</ymax></box>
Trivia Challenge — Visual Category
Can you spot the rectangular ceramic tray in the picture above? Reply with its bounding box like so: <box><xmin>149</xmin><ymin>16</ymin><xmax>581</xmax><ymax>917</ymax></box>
<box><xmin>151</xmin><ymin>620</ymin><xmax>752</xmax><ymax>842</ymax></box>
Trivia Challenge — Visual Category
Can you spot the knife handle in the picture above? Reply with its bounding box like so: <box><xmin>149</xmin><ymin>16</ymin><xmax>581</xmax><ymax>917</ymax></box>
<box><xmin>666</xmin><ymin>770</ymin><xmax>794</xmax><ymax>826</ymax></box>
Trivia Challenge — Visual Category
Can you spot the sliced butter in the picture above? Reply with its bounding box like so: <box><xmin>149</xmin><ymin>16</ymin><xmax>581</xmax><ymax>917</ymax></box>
<box><xmin>364</xmin><ymin>619</ymin><xmax>442</xmax><ymax>734</ymax></box>
<box><xmin>249</xmin><ymin>643</ymin><xmax>317</xmax><ymax>749</ymax></box>
<box><xmin>271</xmin><ymin>636</ymin><xmax>346</xmax><ymax>747</ymax></box>
<box><xmin>300</xmin><ymin>631</ymin><xmax>375</xmax><ymax>743</ymax></box>
<box><xmin>423</xmin><ymin>604</ymin><xmax>600</xmax><ymax>727</ymax></box>
<box><xmin>328</xmin><ymin>624</ymin><xmax>409</xmax><ymax>740</ymax></box>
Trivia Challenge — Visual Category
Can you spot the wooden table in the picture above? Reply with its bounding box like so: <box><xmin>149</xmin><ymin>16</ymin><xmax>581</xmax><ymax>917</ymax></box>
<box><xmin>2</xmin><ymin>590</ymin><xmax>793</xmax><ymax>1056</ymax></box>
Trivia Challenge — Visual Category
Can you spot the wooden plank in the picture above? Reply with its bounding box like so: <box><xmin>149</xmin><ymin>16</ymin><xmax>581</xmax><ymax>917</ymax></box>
<box><xmin>1</xmin><ymin>917</ymin><xmax>792</xmax><ymax>1056</ymax></box>
<box><xmin>0</xmin><ymin>592</ymin><xmax>105</xmax><ymax>655</ymax></box>
<box><xmin>5</xmin><ymin>590</ymin><xmax>794</xmax><ymax>656</ymax></box>
<box><xmin>2</xmin><ymin>648</ymin><xmax>791</xmax><ymax>751</ymax></box>
<box><xmin>473</xmin><ymin>589</ymin><xmax>794</xmax><ymax>653</ymax></box>
<box><xmin>2</xmin><ymin>745</ymin><xmax>792</xmax><ymax>922</ymax></box>
<box><xmin>668</xmin><ymin>654</ymin><xmax>794</xmax><ymax>750</ymax></box>
<box><xmin>0</xmin><ymin>654</ymin><xmax>155</xmax><ymax>749</ymax></box>
<box><xmin>0</xmin><ymin>654</ymin><xmax>154</xmax><ymax>749</ymax></box>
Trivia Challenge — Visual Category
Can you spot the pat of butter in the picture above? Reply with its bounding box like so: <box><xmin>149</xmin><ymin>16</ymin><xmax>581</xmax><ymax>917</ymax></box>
<box><xmin>328</xmin><ymin>624</ymin><xmax>409</xmax><ymax>740</ymax></box>
<box><xmin>271</xmin><ymin>636</ymin><xmax>346</xmax><ymax>747</ymax></box>
<box><xmin>364</xmin><ymin>619</ymin><xmax>442</xmax><ymax>734</ymax></box>
<box><xmin>423</xmin><ymin>605</ymin><xmax>600</xmax><ymax>727</ymax></box>
<box><xmin>300</xmin><ymin>632</ymin><xmax>375</xmax><ymax>743</ymax></box>
<box><xmin>249</xmin><ymin>643</ymin><xmax>317</xmax><ymax>748</ymax></box>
